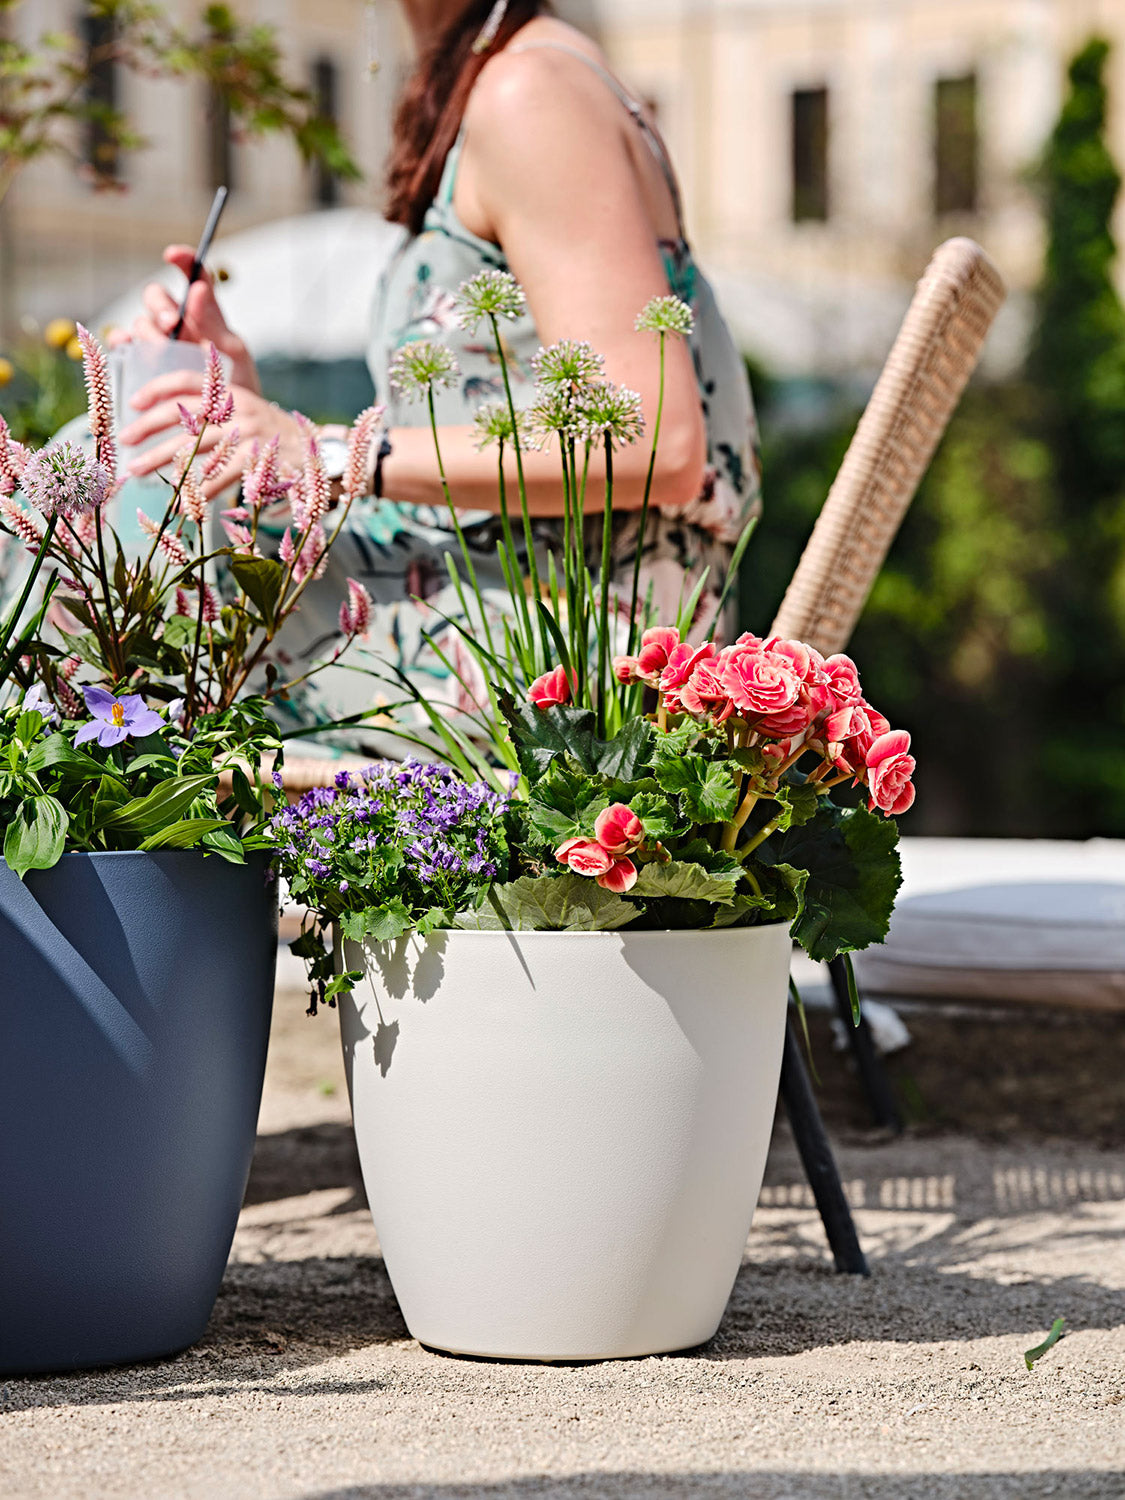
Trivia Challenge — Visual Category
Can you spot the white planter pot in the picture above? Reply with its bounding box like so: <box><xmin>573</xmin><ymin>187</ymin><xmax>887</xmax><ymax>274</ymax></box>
<box><xmin>339</xmin><ymin>924</ymin><xmax>792</xmax><ymax>1361</ymax></box>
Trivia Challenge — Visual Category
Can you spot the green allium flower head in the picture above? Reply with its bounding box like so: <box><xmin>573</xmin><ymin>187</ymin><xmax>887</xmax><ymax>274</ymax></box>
<box><xmin>635</xmin><ymin>294</ymin><xmax>695</xmax><ymax>339</ymax></box>
<box><xmin>456</xmin><ymin>270</ymin><xmax>527</xmax><ymax>332</ymax></box>
<box><xmin>575</xmin><ymin>381</ymin><xmax>646</xmax><ymax>449</ymax></box>
<box><xmin>531</xmin><ymin>340</ymin><xmax>605</xmax><ymax>396</ymax></box>
<box><xmin>389</xmin><ymin>340</ymin><xmax>460</xmax><ymax>403</ymax></box>
<box><xmin>472</xmin><ymin>400</ymin><xmax>535</xmax><ymax>451</ymax></box>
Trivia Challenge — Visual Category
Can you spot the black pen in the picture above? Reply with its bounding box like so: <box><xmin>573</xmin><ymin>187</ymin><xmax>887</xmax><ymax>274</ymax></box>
<box><xmin>168</xmin><ymin>185</ymin><xmax>229</xmax><ymax>341</ymax></box>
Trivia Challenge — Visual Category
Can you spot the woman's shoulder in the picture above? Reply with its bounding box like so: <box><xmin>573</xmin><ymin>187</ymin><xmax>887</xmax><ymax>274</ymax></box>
<box><xmin>465</xmin><ymin>18</ymin><xmax>623</xmax><ymax>137</ymax></box>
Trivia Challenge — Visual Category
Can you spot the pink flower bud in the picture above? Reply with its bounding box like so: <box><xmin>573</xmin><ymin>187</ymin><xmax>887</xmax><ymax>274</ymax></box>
<box><xmin>528</xmin><ymin>664</ymin><xmax>573</xmax><ymax>709</ymax></box>
<box><xmin>612</xmin><ymin>654</ymin><xmax>639</xmax><ymax>683</ymax></box>
<box><xmin>594</xmin><ymin>803</ymin><xmax>644</xmax><ymax>854</ymax></box>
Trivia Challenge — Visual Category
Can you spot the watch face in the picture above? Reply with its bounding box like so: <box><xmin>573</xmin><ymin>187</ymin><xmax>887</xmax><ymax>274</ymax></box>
<box><xmin>321</xmin><ymin>437</ymin><xmax>349</xmax><ymax>480</ymax></box>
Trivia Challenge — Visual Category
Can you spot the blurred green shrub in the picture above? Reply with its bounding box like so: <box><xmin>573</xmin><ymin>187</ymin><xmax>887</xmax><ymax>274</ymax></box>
<box><xmin>0</xmin><ymin>319</ymin><xmax>87</xmax><ymax>446</ymax></box>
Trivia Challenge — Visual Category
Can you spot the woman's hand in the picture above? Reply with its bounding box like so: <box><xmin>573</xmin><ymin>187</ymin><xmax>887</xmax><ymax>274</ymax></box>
<box><xmin>115</xmin><ymin>244</ymin><xmax>260</xmax><ymax>392</ymax></box>
<box><xmin>119</xmin><ymin>373</ymin><xmax>307</xmax><ymax>498</ymax></box>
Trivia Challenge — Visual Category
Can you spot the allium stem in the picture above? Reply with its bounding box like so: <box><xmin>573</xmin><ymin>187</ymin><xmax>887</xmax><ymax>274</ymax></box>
<box><xmin>489</xmin><ymin>310</ymin><xmax>547</xmax><ymax>665</ymax></box>
<box><xmin>494</xmin><ymin>444</ymin><xmax>535</xmax><ymax>664</ymax></box>
<box><xmin>425</xmin><ymin>385</ymin><xmax>498</xmax><ymax>663</ymax></box>
<box><xmin>597</xmin><ymin>434</ymin><xmax>614</xmax><ymax>736</ymax></box>
<box><xmin>628</xmin><ymin>331</ymin><xmax>666</xmax><ymax>656</ymax></box>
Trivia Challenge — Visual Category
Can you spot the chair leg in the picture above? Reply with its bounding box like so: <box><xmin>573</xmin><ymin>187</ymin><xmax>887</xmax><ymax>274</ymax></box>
<box><xmin>778</xmin><ymin>1010</ymin><xmax>869</xmax><ymax>1275</ymax></box>
<box><xmin>828</xmin><ymin>957</ymin><xmax>903</xmax><ymax>1134</ymax></box>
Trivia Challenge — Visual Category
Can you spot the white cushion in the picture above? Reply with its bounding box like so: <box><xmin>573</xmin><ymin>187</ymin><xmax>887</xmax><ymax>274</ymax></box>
<box><xmin>855</xmin><ymin>880</ymin><xmax>1125</xmax><ymax>1011</ymax></box>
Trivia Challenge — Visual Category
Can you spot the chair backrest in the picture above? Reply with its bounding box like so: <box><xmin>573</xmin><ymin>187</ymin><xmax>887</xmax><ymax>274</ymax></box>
<box><xmin>769</xmin><ymin>237</ymin><xmax>1006</xmax><ymax>655</ymax></box>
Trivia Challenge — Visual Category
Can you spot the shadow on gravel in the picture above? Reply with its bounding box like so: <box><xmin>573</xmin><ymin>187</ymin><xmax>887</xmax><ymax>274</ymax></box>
<box><xmin>301</xmin><ymin>1472</ymin><xmax>1120</xmax><ymax>1499</ymax></box>
<box><xmin>243</xmin><ymin>1123</ymin><xmax>367</xmax><ymax>1210</ymax></box>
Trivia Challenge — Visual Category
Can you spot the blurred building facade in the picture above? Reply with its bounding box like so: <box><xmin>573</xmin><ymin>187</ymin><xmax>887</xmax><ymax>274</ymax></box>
<box><xmin>4</xmin><ymin>0</ymin><xmax>1125</xmax><ymax>377</ymax></box>
<box><xmin>596</xmin><ymin>0</ymin><xmax>1125</xmax><ymax>375</ymax></box>
<box><xmin>0</xmin><ymin>0</ymin><xmax>409</xmax><ymax>337</ymax></box>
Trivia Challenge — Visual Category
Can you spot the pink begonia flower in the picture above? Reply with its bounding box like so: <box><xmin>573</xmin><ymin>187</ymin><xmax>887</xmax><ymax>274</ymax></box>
<box><xmin>555</xmin><ymin>837</ymin><xmax>613</xmax><ymax>877</ymax></box>
<box><xmin>528</xmin><ymin>664</ymin><xmax>573</xmax><ymax>709</ymax></box>
<box><xmin>636</xmin><ymin>625</ymin><xmax>681</xmax><ymax>682</ymax></box>
<box><xmin>594</xmin><ymin>803</ymin><xmax>644</xmax><ymax>854</ymax></box>
<box><xmin>866</xmin><ymin>729</ymin><xmax>916</xmax><ymax>816</ymax></box>
<box><xmin>822</xmin><ymin>706</ymin><xmax>855</xmax><ymax>748</ymax></box>
<box><xmin>823</xmin><ymin>653</ymin><xmax>864</xmax><ymax>707</ymax></box>
<box><xmin>659</xmin><ymin>641</ymin><xmax>716</xmax><ymax>710</ymax></box>
<box><xmin>612</xmin><ymin>654</ymin><xmax>639</xmax><ymax>684</ymax></box>
<box><xmin>597</xmin><ymin>855</ymin><xmax>638</xmax><ymax>894</ymax></box>
<box><xmin>680</xmin><ymin>656</ymin><xmax>731</xmax><ymax>720</ymax></box>
<box><xmin>720</xmin><ymin>642</ymin><xmax>801</xmax><ymax>718</ymax></box>
<box><xmin>835</xmin><ymin>702</ymin><xmax>891</xmax><ymax>775</ymax></box>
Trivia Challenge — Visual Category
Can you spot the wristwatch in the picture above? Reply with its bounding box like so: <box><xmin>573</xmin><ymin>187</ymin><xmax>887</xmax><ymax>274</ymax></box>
<box><xmin>319</xmin><ymin>433</ymin><xmax>349</xmax><ymax>483</ymax></box>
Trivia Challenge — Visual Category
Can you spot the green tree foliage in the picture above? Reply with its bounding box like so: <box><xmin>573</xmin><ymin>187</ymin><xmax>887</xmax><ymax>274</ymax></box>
<box><xmin>0</xmin><ymin>0</ymin><xmax>361</xmax><ymax>202</ymax></box>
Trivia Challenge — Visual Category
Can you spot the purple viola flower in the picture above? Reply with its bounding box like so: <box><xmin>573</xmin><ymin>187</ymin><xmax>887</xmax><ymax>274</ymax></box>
<box><xmin>73</xmin><ymin>687</ymin><xmax>165</xmax><ymax>748</ymax></box>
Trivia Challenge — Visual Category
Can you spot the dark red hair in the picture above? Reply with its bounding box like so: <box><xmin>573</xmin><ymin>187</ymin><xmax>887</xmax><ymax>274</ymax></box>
<box><xmin>386</xmin><ymin>0</ymin><xmax>546</xmax><ymax>235</ymax></box>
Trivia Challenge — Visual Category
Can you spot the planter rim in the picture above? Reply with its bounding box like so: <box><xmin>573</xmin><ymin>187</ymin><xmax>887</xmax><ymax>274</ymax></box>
<box><xmin>1</xmin><ymin>849</ymin><xmax>265</xmax><ymax>872</ymax></box>
<box><xmin>356</xmin><ymin>921</ymin><xmax>793</xmax><ymax>940</ymax></box>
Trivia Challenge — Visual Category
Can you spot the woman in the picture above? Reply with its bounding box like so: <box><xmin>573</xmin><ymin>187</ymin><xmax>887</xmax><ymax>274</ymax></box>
<box><xmin>117</xmin><ymin>0</ymin><xmax>760</xmax><ymax>737</ymax></box>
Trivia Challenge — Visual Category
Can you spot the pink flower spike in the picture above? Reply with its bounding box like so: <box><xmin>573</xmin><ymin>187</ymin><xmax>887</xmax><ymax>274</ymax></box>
<box><xmin>177</xmin><ymin>402</ymin><xmax>204</xmax><ymax>437</ymax></box>
<box><xmin>278</xmin><ymin>529</ymin><xmax>296</xmax><ymax>565</ymax></box>
<box><xmin>528</xmin><ymin>664</ymin><xmax>573</xmax><ymax>709</ymax></box>
<box><xmin>594</xmin><ymin>803</ymin><xmax>644</xmax><ymax>855</ymax></box>
<box><xmin>339</xmin><ymin>578</ymin><xmax>372</xmax><ymax>638</ymax></box>
<box><xmin>302</xmin><ymin>434</ymin><xmax>330</xmax><ymax>524</ymax></box>
<box><xmin>203</xmin><ymin>424</ymin><xmax>241</xmax><ymax>481</ymax></box>
<box><xmin>344</xmin><ymin>405</ymin><xmax>385</xmax><ymax>501</ymax></box>
<box><xmin>199</xmin><ymin>343</ymin><xmax>234</xmax><ymax>427</ymax></box>
<box><xmin>174</xmin><ymin>587</ymin><xmax>191</xmax><ymax>616</ymax></box>
<box><xmin>75</xmin><ymin>323</ymin><xmax>113</xmax><ymax>444</ymax></box>
<box><xmin>555</xmin><ymin>837</ymin><xmax>613</xmax><ymax>877</ymax></box>
<box><xmin>596</xmin><ymin>856</ymin><xmax>638</xmax><ymax>894</ymax></box>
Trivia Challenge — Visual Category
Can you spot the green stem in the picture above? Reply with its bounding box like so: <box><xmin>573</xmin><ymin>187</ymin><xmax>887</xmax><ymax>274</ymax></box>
<box><xmin>489</xmin><ymin>311</ymin><xmax>547</xmax><ymax>662</ymax></box>
<box><xmin>0</xmin><ymin>515</ymin><xmax>57</xmax><ymax>683</ymax></box>
<box><xmin>735</xmin><ymin>810</ymin><xmax>784</xmax><ymax>862</ymax></box>
<box><xmin>628</xmin><ymin>331</ymin><xmax>665</xmax><ymax>655</ymax></box>
<box><xmin>597</xmin><ymin>434</ymin><xmax>614</xmax><ymax>736</ymax></box>
<box><xmin>92</xmin><ymin>507</ymin><xmax>121</xmax><ymax>678</ymax></box>
<box><xmin>425</xmin><ymin>386</ymin><xmax>498</xmax><ymax>663</ymax></box>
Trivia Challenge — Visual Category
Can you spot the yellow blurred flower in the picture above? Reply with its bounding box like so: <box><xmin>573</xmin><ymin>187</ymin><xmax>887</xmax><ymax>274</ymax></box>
<box><xmin>65</xmin><ymin>336</ymin><xmax>84</xmax><ymax>362</ymax></box>
<box><xmin>44</xmin><ymin>317</ymin><xmax>77</xmax><ymax>350</ymax></box>
<box><xmin>0</xmin><ymin>357</ymin><xmax>13</xmax><ymax>387</ymax></box>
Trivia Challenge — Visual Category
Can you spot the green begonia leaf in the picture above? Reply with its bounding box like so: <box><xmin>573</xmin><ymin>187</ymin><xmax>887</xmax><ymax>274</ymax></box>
<box><xmin>631</xmin><ymin>859</ymin><xmax>742</xmax><ymax>904</ymax></box>
<box><xmin>653</xmin><ymin>753</ymin><xmax>739</xmax><ymax>823</ymax></box>
<box><xmin>452</xmin><ymin>873</ymin><xmax>638</xmax><ymax>931</ymax></box>
<box><xmin>757</xmin><ymin>803</ymin><xmax>902</xmax><ymax>962</ymax></box>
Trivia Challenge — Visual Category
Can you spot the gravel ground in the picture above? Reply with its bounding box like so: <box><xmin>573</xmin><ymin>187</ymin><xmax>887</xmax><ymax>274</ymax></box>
<box><xmin>2</xmin><ymin>983</ymin><xmax>1123</xmax><ymax>1500</ymax></box>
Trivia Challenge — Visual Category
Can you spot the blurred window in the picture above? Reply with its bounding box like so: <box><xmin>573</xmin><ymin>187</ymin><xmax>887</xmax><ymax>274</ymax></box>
<box><xmin>81</xmin><ymin>10</ymin><xmax>119</xmax><ymax>182</ymax></box>
<box><xmin>934</xmin><ymin>74</ymin><xmax>978</xmax><ymax>215</ymax></box>
<box><xmin>207</xmin><ymin>87</ymin><xmax>234</xmax><ymax>194</ymax></box>
<box><xmin>312</xmin><ymin>57</ymin><xmax>340</xmax><ymax>208</ymax></box>
<box><xmin>792</xmin><ymin>87</ymin><xmax>829</xmax><ymax>222</ymax></box>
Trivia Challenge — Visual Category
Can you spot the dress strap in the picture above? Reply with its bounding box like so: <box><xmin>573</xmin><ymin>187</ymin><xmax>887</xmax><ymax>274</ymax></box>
<box><xmin>507</xmin><ymin>39</ymin><xmax>687</xmax><ymax>242</ymax></box>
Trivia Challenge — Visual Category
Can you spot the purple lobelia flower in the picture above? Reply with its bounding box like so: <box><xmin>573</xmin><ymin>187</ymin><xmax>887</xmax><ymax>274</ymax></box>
<box><xmin>74</xmin><ymin>686</ymin><xmax>165</xmax><ymax>747</ymax></box>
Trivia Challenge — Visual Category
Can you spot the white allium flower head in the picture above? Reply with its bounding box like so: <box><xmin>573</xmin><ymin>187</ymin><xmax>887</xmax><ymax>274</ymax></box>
<box><xmin>455</xmin><ymin>270</ymin><xmax>526</xmax><ymax>332</ymax></box>
<box><xmin>526</xmin><ymin>389</ymin><xmax>583</xmax><ymax>451</ymax></box>
<box><xmin>574</xmin><ymin>382</ymin><xmax>646</xmax><ymax>449</ymax></box>
<box><xmin>389</xmin><ymin>341</ymin><xmax>461</xmax><ymax>404</ymax></box>
<box><xmin>635</xmin><ymin>294</ymin><xmax>695</xmax><ymax>338</ymax></box>
<box><xmin>531</xmin><ymin>340</ymin><xmax>604</xmax><ymax>395</ymax></box>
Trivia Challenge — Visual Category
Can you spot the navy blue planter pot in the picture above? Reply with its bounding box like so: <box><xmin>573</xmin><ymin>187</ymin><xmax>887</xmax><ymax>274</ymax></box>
<box><xmin>0</xmin><ymin>851</ymin><xmax>276</xmax><ymax>1374</ymax></box>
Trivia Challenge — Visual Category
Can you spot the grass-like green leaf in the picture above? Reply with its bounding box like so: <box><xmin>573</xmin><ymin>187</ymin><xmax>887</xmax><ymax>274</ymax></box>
<box><xmin>3</xmin><ymin>794</ymin><xmax>68</xmax><ymax>878</ymax></box>
<box><xmin>1024</xmin><ymin>1317</ymin><xmax>1065</xmax><ymax>1370</ymax></box>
